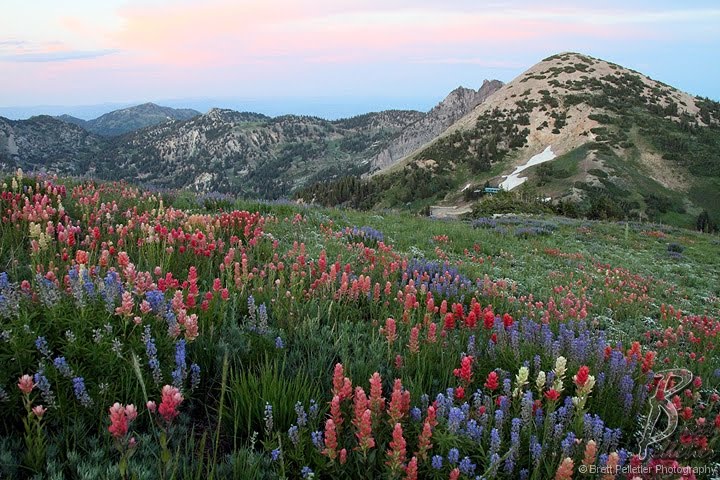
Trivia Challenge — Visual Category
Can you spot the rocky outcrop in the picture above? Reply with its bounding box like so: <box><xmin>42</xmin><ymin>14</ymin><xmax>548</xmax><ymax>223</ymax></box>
<box><xmin>370</xmin><ymin>80</ymin><xmax>503</xmax><ymax>171</ymax></box>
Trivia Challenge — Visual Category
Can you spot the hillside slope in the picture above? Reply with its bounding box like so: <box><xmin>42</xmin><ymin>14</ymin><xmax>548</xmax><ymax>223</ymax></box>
<box><xmin>326</xmin><ymin>52</ymin><xmax>720</xmax><ymax>223</ymax></box>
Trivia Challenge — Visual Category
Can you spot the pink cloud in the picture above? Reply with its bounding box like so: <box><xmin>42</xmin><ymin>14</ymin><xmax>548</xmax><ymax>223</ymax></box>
<box><xmin>88</xmin><ymin>1</ymin><xmax>651</xmax><ymax>68</ymax></box>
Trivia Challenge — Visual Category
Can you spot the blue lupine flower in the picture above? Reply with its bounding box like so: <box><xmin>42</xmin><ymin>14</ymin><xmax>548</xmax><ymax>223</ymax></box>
<box><xmin>311</xmin><ymin>431</ymin><xmax>323</xmax><ymax>450</ymax></box>
<box><xmin>295</xmin><ymin>401</ymin><xmax>307</xmax><ymax>427</ymax></box>
<box><xmin>264</xmin><ymin>403</ymin><xmax>273</xmax><ymax>432</ymax></box>
<box><xmin>410</xmin><ymin>406</ymin><xmax>421</xmax><ymax>422</ymax></box>
<box><xmin>301</xmin><ymin>466</ymin><xmax>314</xmax><ymax>479</ymax></box>
<box><xmin>530</xmin><ymin>435</ymin><xmax>542</xmax><ymax>466</ymax></box>
<box><xmin>459</xmin><ymin>457</ymin><xmax>476</xmax><ymax>476</ymax></box>
<box><xmin>448</xmin><ymin>407</ymin><xmax>465</xmax><ymax>433</ymax></box>
<box><xmin>561</xmin><ymin>432</ymin><xmax>576</xmax><ymax>457</ymax></box>
<box><xmin>190</xmin><ymin>363</ymin><xmax>201</xmax><ymax>390</ymax></box>
<box><xmin>146</xmin><ymin>290</ymin><xmax>165</xmax><ymax>314</ymax></box>
<box><xmin>35</xmin><ymin>336</ymin><xmax>51</xmax><ymax>357</ymax></box>
<box><xmin>494</xmin><ymin>409</ymin><xmax>504</xmax><ymax>431</ymax></box>
<box><xmin>34</xmin><ymin>370</ymin><xmax>55</xmax><ymax>406</ymax></box>
<box><xmin>271</xmin><ymin>449</ymin><xmax>281</xmax><ymax>461</ymax></box>
<box><xmin>447</xmin><ymin>448</ymin><xmax>460</xmax><ymax>465</ymax></box>
<box><xmin>53</xmin><ymin>356</ymin><xmax>74</xmax><ymax>378</ymax></box>
<box><xmin>172</xmin><ymin>340</ymin><xmax>187</xmax><ymax>387</ymax></box>
<box><xmin>431</xmin><ymin>455</ymin><xmax>443</xmax><ymax>470</ymax></box>
<box><xmin>308</xmin><ymin>399</ymin><xmax>318</xmax><ymax>420</ymax></box>
<box><xmin>490</xmin><ymin>428</ymin><xmax>501</xmax><ymax>455</ymax></box>
<box><xmin>466</xmin><ymin>419</ymin><xmax>483</xmax><ymax>441</ymax></box>
<box><xmin>142</xmin><ymin>325</ymin><xmax>163</xmax><ymax>386</ymax></box>
<box><xmin>275</xmin><ymin>336</ymin><xmax>284</xmax><ymax>349</ymax></box>
<box><xmin>72</xmin><ymin>376</ymin><xmax>93</xmax><ymax>407</ymax></box>
<box><xmin>288</xmin><ymin>425</ymin><xmax>300</xmax><ymax>446</ymax></box>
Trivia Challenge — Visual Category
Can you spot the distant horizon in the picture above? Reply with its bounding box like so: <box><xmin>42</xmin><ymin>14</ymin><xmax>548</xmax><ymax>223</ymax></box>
<box><xmin>3</xmin><ymin>47</ymin><xmax>720</xmax><ymax>122</ymax></box>
<box><xmin>0</xmin><ymin>94</ymin><xmax>451</xmax><ymax>121</ymax></box>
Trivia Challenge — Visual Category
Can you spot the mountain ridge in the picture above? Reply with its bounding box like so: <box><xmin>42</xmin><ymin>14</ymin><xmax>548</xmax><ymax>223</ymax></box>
<box><xmin>55</xmin><ymin>102</ymin><xmax>201</xmax><ymax>137</ymax></box>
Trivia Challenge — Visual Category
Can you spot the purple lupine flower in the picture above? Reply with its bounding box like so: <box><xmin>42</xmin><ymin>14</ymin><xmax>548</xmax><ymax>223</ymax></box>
<box><xmin>142</xmin><ymin>325</ymin><xmax>163</xmax><ymax>386</ymax></box>
<box><xmin>467</xmin><ymin>335</ymin><xmax>476</xmax><ymax>356</ymax></box>
<box><xmin>504</xmin><ymin>457</ymin><xmax>516</xmax><ymax>475</ymax></box>
<box><xmin>420</xmin><ymin>393</ymin><xmax>429</xmax><ymax>411</ymax></box>
<box><xmin>530</xmin><ymin>435</ymin><xmax>542</xmax><ymax>466</ymax></box>
<box><xmin>72</xmin><ymin>376</ymin><xmax>92</xmax><ymax>407</ymax></box>
<box><xmin>145</xmin><ymin>290</ymin><xmax>165</xmax><ymax>314</ymax></box>
<box><xmin>448</xmin><ymin>407</ymin><xmax>464</xmax><ymax>433</ymax></box>
<box><xmin>263</xmin><ymin>402</ymin><xmax>273</xmax><ymax>432</ymax></box>
<box><xmin>410</xmin><ymin>406</ymin><xmax>422</xmax><ymax>422</ymax></box>
<box><xmin>494</xmin><ymin>409</ymin><xmax>504</xmax><ymax>431</ymax></box>
<box><xmin>459</xmin><ymin>457</ymin><xmax>476</xmax><ymax>476</ymax></box>
<box><xmin>466</xmin><ymin>419</ymin><xmax>483</xmax><ymax>441</ymax></box>
<box><xmin>596</xmin><ymin>372</ymin><xmax>606</xmax><ymax>390</ymax></box>
<box><xmin>35</xmin><ymin>336</ymin><xmax>51</xmax><ymax>357</ymax></box>
<box><xmin>521</xmin><ymin>391</ymin><xmax>533</xmax><ymax>426</ymax></box>
<box><xmin>53</xmin><ymin>356</ymin><xmax>74</xmax><ymax>378</ymax></box>
<box><xmin>490</xmin><ymin>428</ymin><xmax>501</xmax><ymax>455</ymax></box>
<box><xmin>172</xmin><ymin>339</ymin><xmax>187</xmax><ymax>387</ymax></box>
<box><xmin>190</xmin><ymin>363</ymin><xmax>201</xmax><ymax>390</ymax></box>
<box><xmin>295</xmin><ymin>401</ymin><xmax>307</xmax><ymax>427</ymax></box>
<box><xmin>34</xmin><ymin>369</ymin><xmax>55</xmax><ymax>406</ymax></box>
<box><xmin>447</xmin><ymin>448</ymin><xmax>459</xmax><ymax>465</ymax></box>
<box><xmin>288</xmin><ymin>425</ymin><xmax>299</xmax><ymax>446</ymax></box>
<box><xmin>308</xmin><ymin>399</ymin><xmax>318</xmax><ymax>420</ymax></box>
<box><xmin>561</xmin><ymin>432</ymin><xmax>576</xmax><ymax>457</ymax></box>
<box><xmin>311</xmin><ymin>431</ymin><xmax>323</xmax><ymax>450</ymax></box>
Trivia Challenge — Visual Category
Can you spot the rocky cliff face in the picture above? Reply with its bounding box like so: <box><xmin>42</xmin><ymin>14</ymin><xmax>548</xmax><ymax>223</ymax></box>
<box><xmin>369</xmin><ymin>80</ymin><xmax>503</xmax><ymax>172</ymax></box>
<box><xmin>0</xmin><ymin>116</ymin><xmax>104</xmax><ymax>173</ymax></box>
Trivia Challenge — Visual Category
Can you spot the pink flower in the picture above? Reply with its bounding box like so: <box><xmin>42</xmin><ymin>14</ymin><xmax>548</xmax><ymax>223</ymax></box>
<box><xmin>108</xmin><ymin>403</ymin><xmax>129</xmax><ymax>438</ymax></box>
<box><xmin>32</xmin><ymin>405</ymin><xmax>47</xmax><ymax>418</ymax></box>
<box><xmin>147</xmin><ymin>400</ymin><xmax>157</xmax><ymax>413</ymax></box>
<box><xmin>125</xmin><ymin>404</ymin><xmax>138</xmax><ymax>421</ymax></box>
<box><xmin>18</xmin><ymin>374</ymin><xmax>34</xmax><ymax>395</ymax></box>
<box><xmin>323</xmin><ymin>418</ymin><xmax>338</xmax><ymax>460</ymax></box>
<box><xmin>385</xmin><ymin>423</ymin><xmax>407</xmax><ymax>473</ymax></box>
<box><xmin>158</xmin><ymin>385</ymin><xmax>183</xmax><ymax>423</ymax></box>
<box><xmin>355</xmin><ymin>409</ymin><xmax>375</xmax><ymax>452</ymax></box>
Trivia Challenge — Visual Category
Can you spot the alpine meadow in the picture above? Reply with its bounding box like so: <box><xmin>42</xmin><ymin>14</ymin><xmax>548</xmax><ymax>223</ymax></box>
<box><xmin>1</xmin><ymin>2</ymin><xmax>720</xmax><ymax>479</ymax></box>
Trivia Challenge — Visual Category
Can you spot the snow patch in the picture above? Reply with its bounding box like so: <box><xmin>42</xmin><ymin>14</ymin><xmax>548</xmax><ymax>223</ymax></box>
<box><xmin>499</xmin><ymin>146</ymin><xmax>556</xmax><ymax>191</ymax></box>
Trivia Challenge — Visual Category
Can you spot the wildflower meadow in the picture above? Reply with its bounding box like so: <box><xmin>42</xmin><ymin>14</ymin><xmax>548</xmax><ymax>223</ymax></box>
<box><xmin>1</xmin><ymin>170</ymin><xmax>719</xmax><ymax>479</ymax></box>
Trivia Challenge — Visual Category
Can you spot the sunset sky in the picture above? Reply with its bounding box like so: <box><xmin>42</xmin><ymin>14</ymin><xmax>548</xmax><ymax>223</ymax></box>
<box><xmin>2</xmin><ymin>0</ymin><xmax>719</xmax><ymax>118</ymax></box>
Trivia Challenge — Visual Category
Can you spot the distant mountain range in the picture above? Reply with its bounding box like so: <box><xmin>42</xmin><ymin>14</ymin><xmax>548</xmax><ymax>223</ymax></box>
<box><xmin>1</xmin><ymin>51</ymin><xmax>719</xmax><ymax>227</ymax></box>
<box><xmin>55</xmin><ymin>103</ymin><xmax>201</xmax><ymax>137</ymax></box>
<box><xmin>0</xmin><ymin>83</ymin><xmax>501</xmax><ymax>198</ymax></box>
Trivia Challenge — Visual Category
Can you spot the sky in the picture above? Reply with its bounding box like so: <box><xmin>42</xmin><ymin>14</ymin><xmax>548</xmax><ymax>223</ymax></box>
<box><xmin>1</xmin><ymin>0</ymin><xmax>719</xmax><ymax>119</ymax></box>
